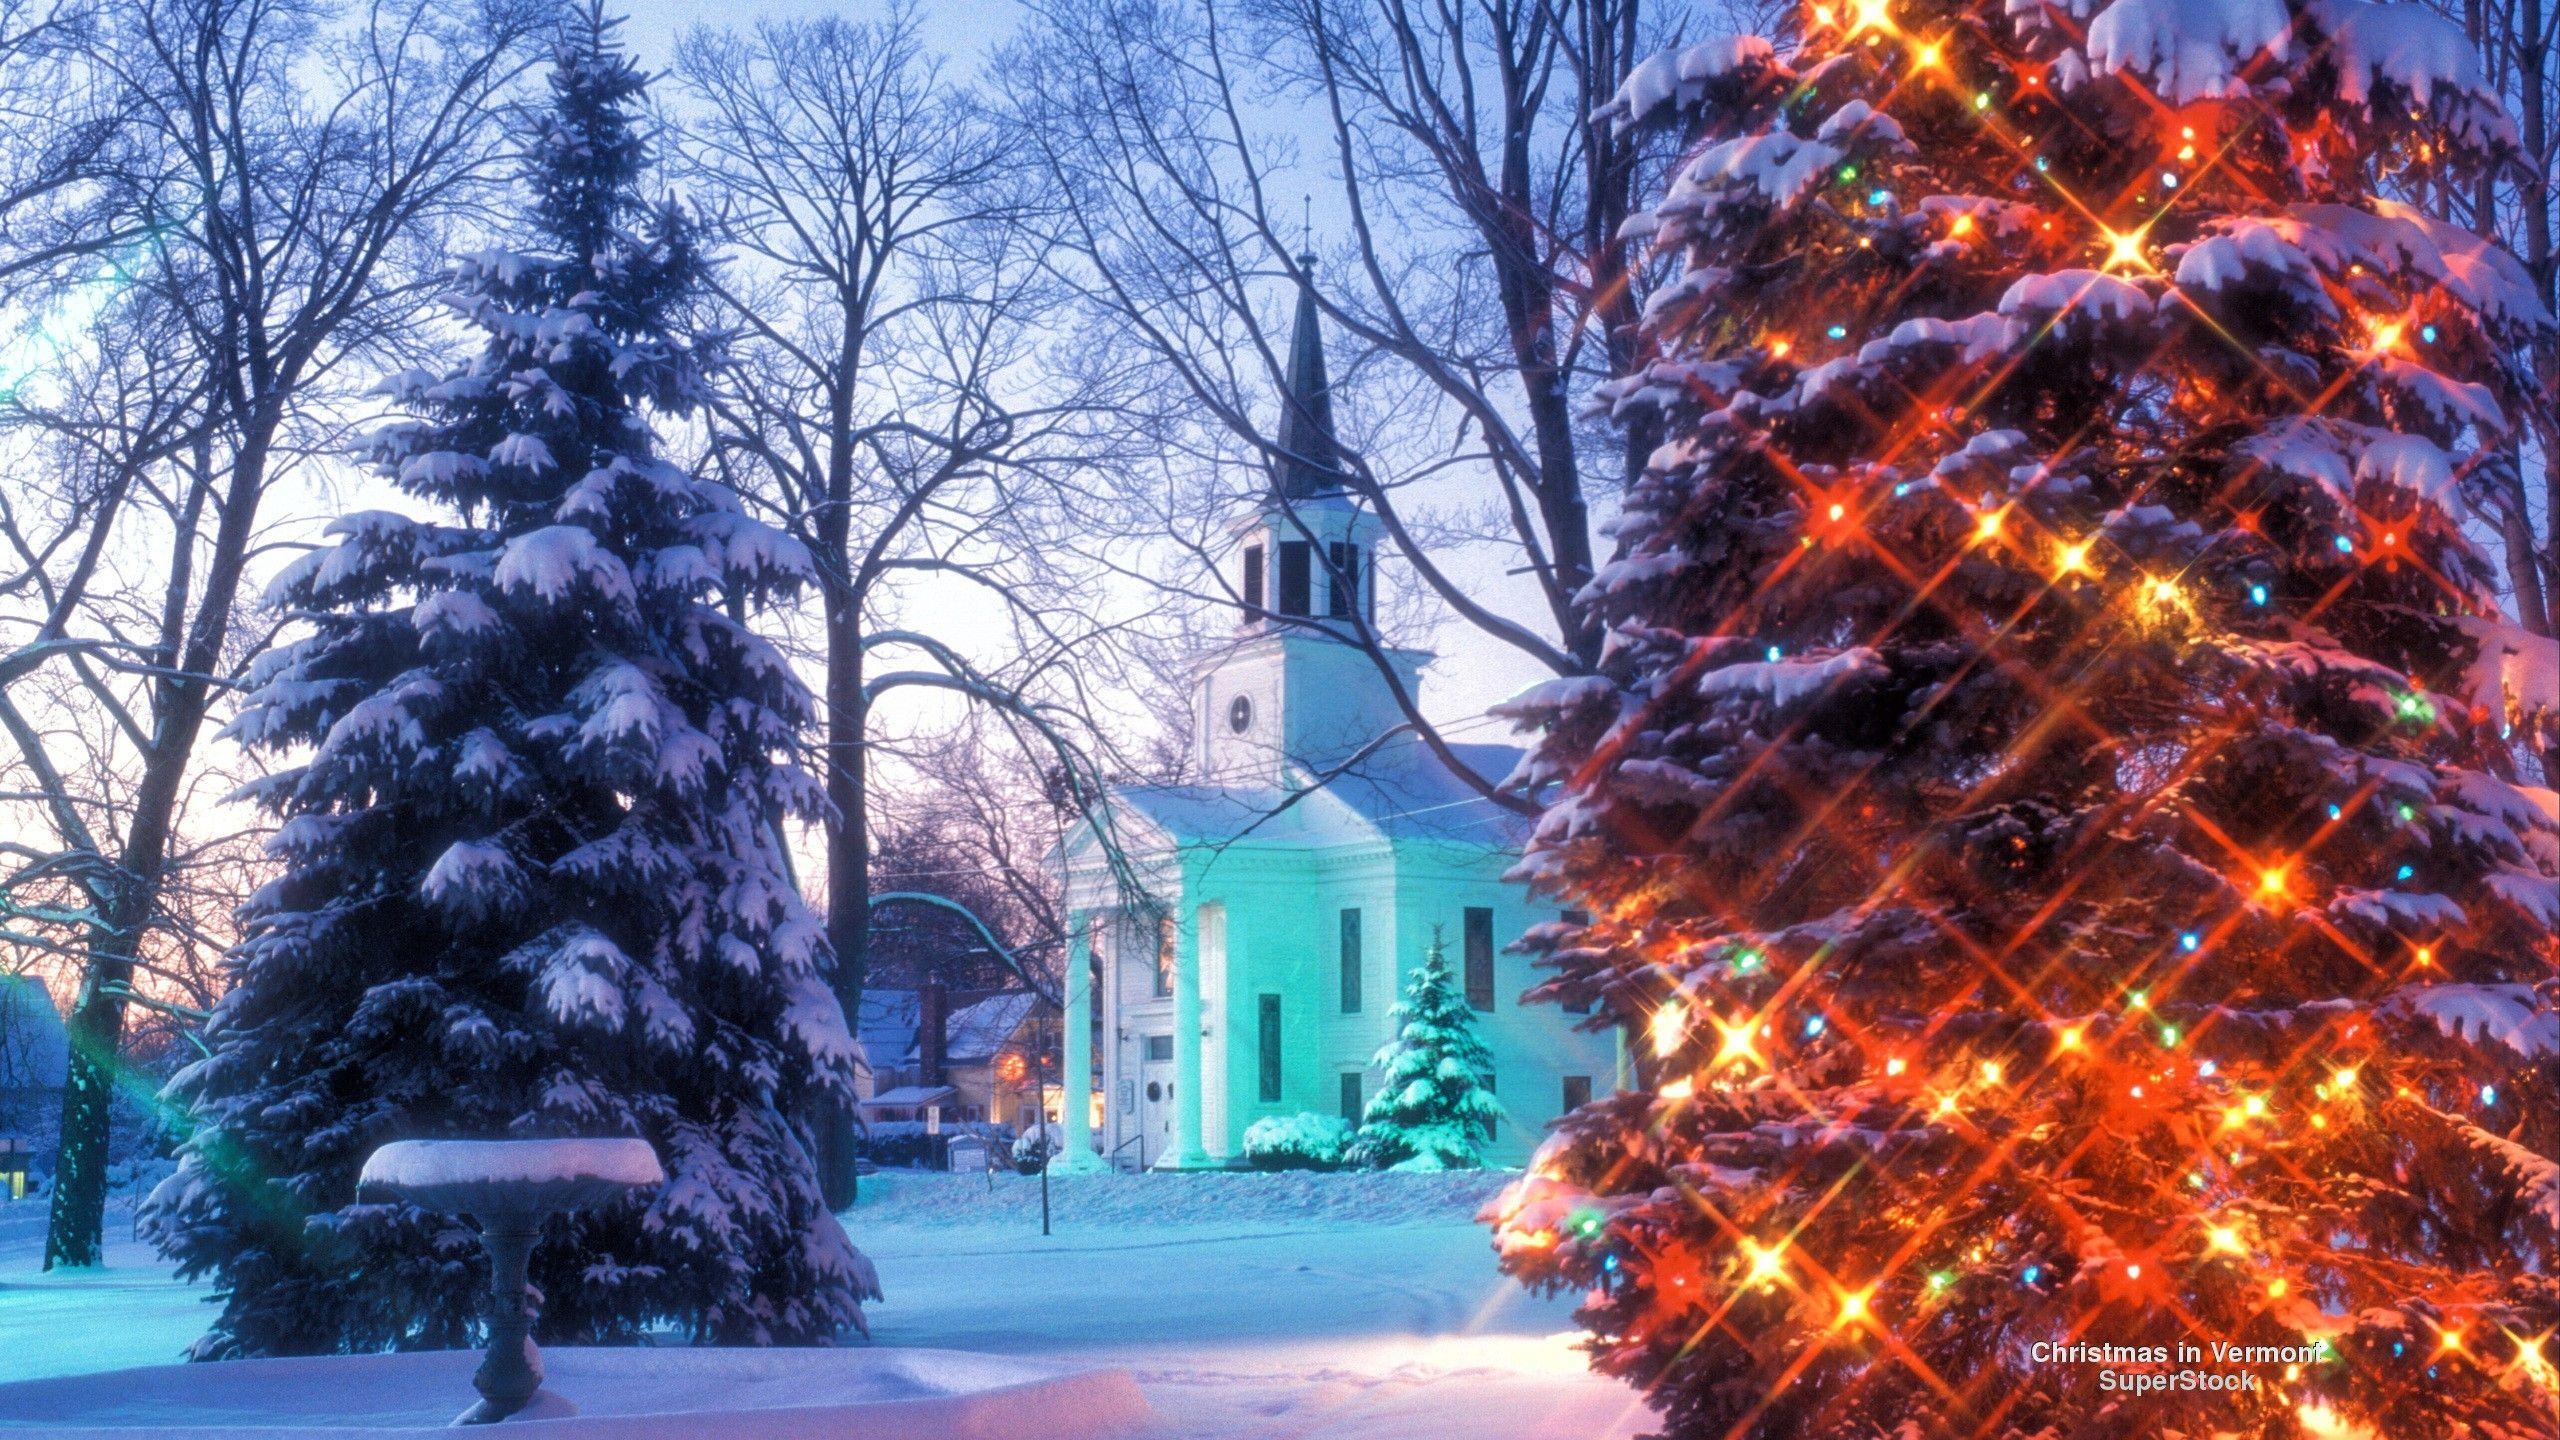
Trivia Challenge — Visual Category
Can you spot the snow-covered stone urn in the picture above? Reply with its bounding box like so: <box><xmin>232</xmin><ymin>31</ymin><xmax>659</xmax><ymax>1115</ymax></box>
<box><xmin>357</xmin><ymin>1138</ymin><xmax>664</xmax><ymax>1425</ymax></box>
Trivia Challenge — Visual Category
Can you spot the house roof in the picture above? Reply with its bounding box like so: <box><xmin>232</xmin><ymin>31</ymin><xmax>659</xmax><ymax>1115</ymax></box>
<box><xmin>944</xmin><ymin>992</ymin><xmax>1041</xmax><ymax>1065</ymax></box>
<box><xmin>1107</xmin><ymin>733</ymin><xmax>1528</xmax><ymax>853</ymax></box>
<box><xmin>860</xmin><ymin>1085</ymin><xmax>957</xmax><ymax>1111</ymax></box>
<box><xmin>854</xmin><ymin>988</ymin><xmax>919</xmax><ymax>1073</ymax></box>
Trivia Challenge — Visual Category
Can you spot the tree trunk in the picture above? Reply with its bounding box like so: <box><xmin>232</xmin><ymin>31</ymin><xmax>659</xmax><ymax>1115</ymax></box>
<box><xmin>815</xmin><ymin>581</ymin><xmax>869</xmax><ymax>1208</ymax></box>
<box><xmin>44</xmin><ymin>423</ymin><xmax>267</xmax><ymax>1267</ymax></box>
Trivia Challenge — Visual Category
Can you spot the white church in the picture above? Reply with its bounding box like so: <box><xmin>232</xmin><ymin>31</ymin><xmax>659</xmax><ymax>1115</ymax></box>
<box><xmin>1049</xmin><ymin>267</ymin><xmax>1623</xmax><ymax>1172</ymax></box>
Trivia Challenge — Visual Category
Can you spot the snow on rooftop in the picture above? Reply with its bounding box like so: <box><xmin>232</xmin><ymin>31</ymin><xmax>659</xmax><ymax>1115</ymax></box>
<box><xmin>1107</xmin><ymin>734</ymin><xmax>1529</xmax><ymax>852</ymax></box>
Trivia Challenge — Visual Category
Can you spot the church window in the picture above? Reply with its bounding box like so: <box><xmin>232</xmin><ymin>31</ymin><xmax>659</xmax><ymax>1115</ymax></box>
<box><xmin>1228</xmin><ymin>694</ymin><xmax>1253</xmax><ymax>733</ymax></box>
<box><xmin>1562</xmin><ymin>1074</ymin><xmax>1593</xmax><ymax>1112</ymax></box>
<box><xmin>1327</xmin><ymin>542</ymin><xmax>1359</xmax><ymax>618</ymax></box>
<box><xmin>1338</xmin><ymin>908</ymin><xmax>1362</xmax><ymax>1013</ymax></box>
<box><xmin>1276</xmin><ymin>540</ymin><xmax>1312</xmax><ymax>615</ymax></box>
<box><xmin>1481</xmin><ymin>1071</ymin><xmax>1498</xmax><ymax>1140</ymax></box>
<box><xmin>1257</xmin><ymin>994</ymin><xmax>1283</xmax><ymax>1102</ymax></box>
<box><xmin>1241</xmin><ymin>543</ymin><xmax>1264</xmax><ymax>617</ymax></box>
<box><xmin>1463</xmin><ymin>907</ymin><xmax>1495</xmax><ymax>1011</ymax></box>
<box><xmin>1154</xmin><ymin>916</ymin><xmax>1174</xmax><ymax>998</ymax></box>
<box><xmin>1339</xmin><ymin>1071</ymin><xmax>1363</xmax><ymax>1123</ymax></box>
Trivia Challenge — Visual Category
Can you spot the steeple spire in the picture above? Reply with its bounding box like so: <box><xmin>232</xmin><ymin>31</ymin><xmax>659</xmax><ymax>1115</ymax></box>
<box><xmin>1272</xmin><ymin>254</ymin><xmax>1346</xmax><ymax>500</ymax></box>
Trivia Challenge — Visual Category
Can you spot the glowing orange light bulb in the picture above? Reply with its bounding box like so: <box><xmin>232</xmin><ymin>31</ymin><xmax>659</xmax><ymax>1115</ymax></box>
<box><xmin>2102</xmin><ymin>227</ymin><xmax>2146</xmax><ymax>270</ymax></box>
<box><xmin>1885</xmin><ymin>1056</ymin><xmax>1908</xmax><ymax>1077</ymax></box>
<box><xmin>1950</xmin><ymin>213</ymin><xmax>1975</xmax><ymax>236</ymax></box>
<box><xmin>2259</xmin><ymin>866</ymin><xmax>2289</xmax><ymax>897</ymax></box>
<box><xmin>1714</xmin><ymin>1017</ymin><xmax>1762</xmax><ymax>1069</ymax></box>
<box><xmin>1828</xmin><ymin>502</ymin><xmax>1847</xmax><ymax>522</ymax></box>
<box><xmin>1769</xmin><ymin>337</ymin><xmax>1792</xmax><ymax>359</ymax></box>
<box><xmin>1835</xmin><ymin>1286</ymin><xmax>1873</xmax><ymax>1326</ymax></box>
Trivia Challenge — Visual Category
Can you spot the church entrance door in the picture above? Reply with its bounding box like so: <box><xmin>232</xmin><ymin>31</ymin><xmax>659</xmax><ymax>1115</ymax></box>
<box><xmin>1139</xmin><ymin>1049</ymin><xmax>1175</xmax><ymax>1169</ymax></box>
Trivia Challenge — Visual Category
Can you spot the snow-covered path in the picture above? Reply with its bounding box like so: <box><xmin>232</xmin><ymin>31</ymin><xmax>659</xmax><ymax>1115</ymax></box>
<box><xmin>0</xmin><ymin>1172</ymin><xmax>1652</xmax><ymax>1438</ymax></box>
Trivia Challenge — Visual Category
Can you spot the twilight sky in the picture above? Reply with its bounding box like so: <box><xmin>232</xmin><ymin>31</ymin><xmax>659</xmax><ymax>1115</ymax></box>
<box><xmin>610</xmin><ymin>0</ymin><xmax>1564</xmax><ymax>754</ymax></box>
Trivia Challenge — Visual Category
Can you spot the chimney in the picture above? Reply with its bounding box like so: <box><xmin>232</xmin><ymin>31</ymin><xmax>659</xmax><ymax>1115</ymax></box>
<box><xmin>918</xmin><ymin>980</ymin><xmax>948</xmax><ymax>1087</ymax></box>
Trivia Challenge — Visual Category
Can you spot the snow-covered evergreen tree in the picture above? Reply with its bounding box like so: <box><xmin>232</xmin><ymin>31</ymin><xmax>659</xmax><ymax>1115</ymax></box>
<box><xmin>1357</xmin><ymin>930</ymin><xmax>1505</xmax><ymax>1171</ymax></box>
<box><xmin>1484</xmin><ymin>1</ymin><xmax>2560</xmax><ymax>1437</ymax></box>
<box><xmin>139</xmin><ymin>3</ymin><xmax>872</xmax><ymax>1356</ymax></box>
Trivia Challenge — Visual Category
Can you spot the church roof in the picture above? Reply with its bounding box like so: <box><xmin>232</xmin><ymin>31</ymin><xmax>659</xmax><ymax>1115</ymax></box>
<box><xmin>1108</xmin><ymin>734</ymin><xmax>1528</xmax><ymax>853</ymax></box>
<box><xmin>1272</xmin><ymin>256</ymin><xmax>1347</xmax><ymax>500</ymax></box>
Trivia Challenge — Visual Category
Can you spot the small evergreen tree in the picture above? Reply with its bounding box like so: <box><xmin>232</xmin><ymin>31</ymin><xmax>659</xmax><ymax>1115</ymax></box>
<box><xmin>1357</xmin><ymin>930</ymin><xmax>1505</xmax><ymax>1171</ymax></box>
<box><xmin>140</xmin><ymin>3</ymin><xmax>870</xmax><ymax>1356</ymax></box>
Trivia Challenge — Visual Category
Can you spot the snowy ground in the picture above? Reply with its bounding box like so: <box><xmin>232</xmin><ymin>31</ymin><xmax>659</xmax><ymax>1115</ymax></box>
<box><xmin>0</xmin><ymin>1171</ymin><xmax>1652</xmax><ymax>1439</ymax></box>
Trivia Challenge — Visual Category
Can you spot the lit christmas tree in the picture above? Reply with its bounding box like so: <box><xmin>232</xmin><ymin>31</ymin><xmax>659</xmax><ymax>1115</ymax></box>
<box><xmin>1357</xmin><ymin>930</ymin><xmax>1506</xmax><ymax>1171</ymax></box>
<box><xmin>1486</xmin><ymin>1</ymin><xmax>2560</xmax><ymax>1437</ymax></box>
<box><xmin>140</xmin><ymin>5</ymin><xmax>871</xmax><ymax>1355</ymax></box>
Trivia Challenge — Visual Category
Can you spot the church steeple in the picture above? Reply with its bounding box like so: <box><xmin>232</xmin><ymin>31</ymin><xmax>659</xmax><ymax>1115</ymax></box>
<box><xmin>1272</xmin><ymin>255</ymin><xmax>1345</xmax><ymax>499</ymax></box>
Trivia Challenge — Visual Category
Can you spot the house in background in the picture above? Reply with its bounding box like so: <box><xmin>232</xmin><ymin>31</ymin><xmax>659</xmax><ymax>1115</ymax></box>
<box><xmin>0</xmin><ymin>976</ymin><xmax>67</xmax><ymax>1197</ymax></box>
<box><xmin>1051</xmin><ymin>265</ymin><xmax>1624</xmax><ymax>1172</ymax></box>
<box><xmin>855</xmin><ymin>986</ymin><xmax>1057</xmax><ymax>1130</ymax></box>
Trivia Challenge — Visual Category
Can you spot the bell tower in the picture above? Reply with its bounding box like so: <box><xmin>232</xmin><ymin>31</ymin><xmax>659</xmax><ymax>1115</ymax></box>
<box><xmin>1195</xmin><ymin>258</ymin><xmax>1426</xmax><ymax>786</ymax></box>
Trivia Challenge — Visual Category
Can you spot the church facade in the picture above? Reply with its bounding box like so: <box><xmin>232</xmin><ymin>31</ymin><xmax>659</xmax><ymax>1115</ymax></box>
<box><xmin>1048</xmin><ymin>269</ymin><xmax>1622</xmax><ymax>1172</ymax></box>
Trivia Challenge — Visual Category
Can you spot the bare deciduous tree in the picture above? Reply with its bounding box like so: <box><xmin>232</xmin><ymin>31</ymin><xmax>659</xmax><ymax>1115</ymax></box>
<box><xmin>671</xmin><ymin>8</ymin><xmax>1150</xmax><ymax>1201</ymax></box>
<box><xmin>1001</xmin><ymin>0</ymin><xmax>1691</xmax><ymax>806</ymax></box>
<box><xmin>0</xmin><ymin>0</ymin><xmax>544</xmax><ymax>1270</ymax></box>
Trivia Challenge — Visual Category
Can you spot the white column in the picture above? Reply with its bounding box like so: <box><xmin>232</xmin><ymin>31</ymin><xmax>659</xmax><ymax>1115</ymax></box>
<box><xmin>1053</xmin><ymin>910</ymin><xmax>1106</xmax><ymax>1174</ymax></box>
<box><xmin>1157</xmin><ymin>903</ymin><xmax>1214</xmax><ymax>1169</ymax></box>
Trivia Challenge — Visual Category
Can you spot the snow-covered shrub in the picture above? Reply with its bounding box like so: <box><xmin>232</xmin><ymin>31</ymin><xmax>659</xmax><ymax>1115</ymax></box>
<box><xmin>1011</xmin><ymin>1122</ymin><xmax>1059</xmax><ymax>1174</ymax></box>
<box><xmin>857</xmin><ymin>1121</ymin><xmax>1012</xmax><ymax>1170</ymax></box>
<box><xmin>1242</xmin><ymin>1113</ymin><xmax>1353</xmax><ymax>1171</ymax></box>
